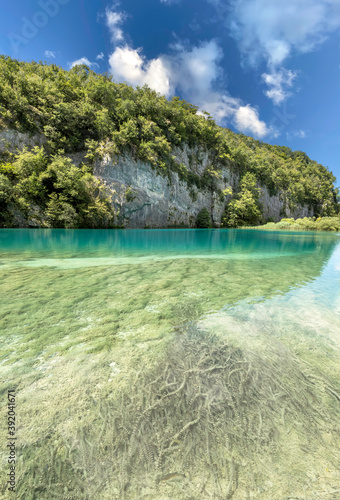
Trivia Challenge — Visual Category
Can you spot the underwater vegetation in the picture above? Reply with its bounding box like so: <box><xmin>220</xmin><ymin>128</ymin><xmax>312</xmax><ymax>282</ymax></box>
<box><xmin>5</xmin><ymin>322</ymin><xmax>340</xmax><ymax>500</ymax></box>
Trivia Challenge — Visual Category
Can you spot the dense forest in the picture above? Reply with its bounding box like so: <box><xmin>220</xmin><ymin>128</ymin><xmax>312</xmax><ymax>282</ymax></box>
<box><xmin>0</xmin><ymin>55</ymin><xmax>338</xmax><ymax>228</ymax></box>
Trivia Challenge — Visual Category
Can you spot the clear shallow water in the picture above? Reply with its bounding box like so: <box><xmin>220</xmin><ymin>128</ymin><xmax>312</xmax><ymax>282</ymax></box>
<box><xmin>1</xmin><ymin>229</ymin><xmax>340</xmax><ymax>499</ymax></box>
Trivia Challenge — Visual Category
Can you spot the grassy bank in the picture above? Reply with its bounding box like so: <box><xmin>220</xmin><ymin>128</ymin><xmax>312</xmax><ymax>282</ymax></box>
<box><xmin>249</xmin><ymin>216</ymin><xmax>340</xmax><ymax>232</ymax></box>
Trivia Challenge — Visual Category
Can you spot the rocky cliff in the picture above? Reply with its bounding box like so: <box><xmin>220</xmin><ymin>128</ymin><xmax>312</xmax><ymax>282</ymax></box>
<box><xmin>94</xmin><ymin>146</ymin><xmax>313</xmax><ymax>228</ymax></box>
<box><xmin>0</xmin><ymin>129</ymin><xmax>313</xmax><ymax>228</ymax></box>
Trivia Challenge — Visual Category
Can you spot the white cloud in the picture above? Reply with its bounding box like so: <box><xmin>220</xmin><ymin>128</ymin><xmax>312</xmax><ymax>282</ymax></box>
<box><xmin>109</xmin><ymin>46</ymin><xmax>172</xmax><ymax>96</ymax></box>
<box><xmin>143</xmin><ymin>58</ymin><xmax>172</xmax><ymax>96</ymax></box>
<box><xmin>44</xmin><ymin>50</ymin><xmax>56</xmax><ymax>58</ymax></box>
<box><xmin>171</xmin><ymin>40</ymin><xmax>223</xmax><ymax>95</ymax></box>
<box><xmin>234</xmin><ymin>105</ymin><xmax>269</xmax><ymax>137</ymax></box>
<box><xmin>221</xmin><ymin>1</ymin><xmax>340</xmax><ymax>104</ymax></box>
<box><xmin>106</xmin><ymin>6</ymin><xmax>173</xmax><ymax>95</ymax></box>
<box><xmin>105</xmin><ymin>7</ymin><xmax>125</xmax><ymax>43</ymax></box>
<box><xmin>109</xmin><ymin>41</ymin><xmax>223</xmax><ymax>101</ymax></box>
<box><xmin>172</xmin><ymin>41</ymin><xmax>271</xmax><ymax>137</ymax></box>
<box><xmin>228</xmin><ymin>0</ymin><xmax>340</xmax><ymax>68</ymax></box>
<box><xmin>165</xmin><ymin>41</ymin><xmax>270</xmax><ymax>136</ymax></box>
<box><xmin>262</xmin><ymin>69</ymin><xmax>297</xmax><ymax>105</ymax></box>
<box><xmin>96</xmin><ymin>52</ymin><xmax>104</xmax><ymax>60</ymax></box>
<box><xmin>196</xmin><ymin>95</ymin><xmax>270</xmax><ymax>138</ymax></box>
<box><xmin>69</xmin><ymin>57</ymin><xmax>99</xmax><ymax>69</ymax></box>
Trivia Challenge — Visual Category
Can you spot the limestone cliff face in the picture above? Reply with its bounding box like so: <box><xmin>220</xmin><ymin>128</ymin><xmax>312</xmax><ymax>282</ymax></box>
<box><xmin>258</xmin><ymin>185</ymin><xmax>312</xmax><ymax>221</ymax></box>
<box><xmin>0</xmin><ymin>129</ymin><xmax>46</xmax><ymax>153</ymax></box>
<box><xmin>94</xmin><ymin>145</ymin><xmax>238</xmax><ymax>228</ymax></box>
<box><xmin>94</xmin><ymin>145</ymin><xmax>313</xmax><ymax>228</ymax></box>
<box><xmin>0</xmin><ymin>129</ymin><xmax>314</xmax><ymax>227</ymax></box>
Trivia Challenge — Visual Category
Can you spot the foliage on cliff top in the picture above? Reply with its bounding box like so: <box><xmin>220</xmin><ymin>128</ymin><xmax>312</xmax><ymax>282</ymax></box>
<box><xmin>0</xmin><ymin>54</ymin><xmax>338</xmax><ymax>217</ymax></box>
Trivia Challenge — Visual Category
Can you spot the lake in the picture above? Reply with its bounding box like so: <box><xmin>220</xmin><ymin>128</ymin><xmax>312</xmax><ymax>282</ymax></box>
<box><xmin>1</xmin><ymin>228</ymin><xmax>340</xmax><ymax>499</ymax></box>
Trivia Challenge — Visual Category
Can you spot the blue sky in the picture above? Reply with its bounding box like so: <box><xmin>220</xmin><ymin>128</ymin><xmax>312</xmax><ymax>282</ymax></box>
<box><xmin>1</xmin><ymin>0</ymin><xmax>340</xmax><ymax>183</ymax></box>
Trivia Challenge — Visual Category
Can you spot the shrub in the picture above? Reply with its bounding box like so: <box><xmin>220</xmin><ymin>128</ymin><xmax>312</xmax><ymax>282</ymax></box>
<box><xmin>316</xmin><ymin>217</ymin><xmax>340</xmax><ymax>232</ymax></box>
<box><xmin>276</xmin><ymin>221</ymin><xmax>295</xmax><ymax>229</ymax></box>
<box><xmin>196</xmin><ymin>207</ymin><xmax>212</xmax><ymax>228</ymax></box>
<box><xmin>46</xmin><ymin>193</ymin><xmax>79</xmax><ymax>228</ymax></box>
<box><xmin>294</xmin><ymin>217</ymin><xmax>316</xmax><ymax>230</ymax></box>
<box><xmin>254</xmin><ymin>216</ymin><xmax>340</xmax><ymax>232</ymax></box>
<box><xmin>125</xmin><ymin>186</ymin><xmax>136</xmax><ymax>202</ymax></box>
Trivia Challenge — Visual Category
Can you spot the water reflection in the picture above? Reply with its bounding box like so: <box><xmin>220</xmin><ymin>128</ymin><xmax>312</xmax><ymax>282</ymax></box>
<box><xmin>0</xmin><ymin>227</ymin><xmax>338</xmax><ymax>259</ymax></box>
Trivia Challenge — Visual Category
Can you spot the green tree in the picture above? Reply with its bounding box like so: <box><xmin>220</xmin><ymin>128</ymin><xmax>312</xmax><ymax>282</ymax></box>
<box><xmin>222</xmin><ymin>172</ymin><xmax>261</xmax><ymax>227</ymax></box>
<box><xmin>196</xmin><ymin>207</ymin><xmax>212</xmax><ymax>228</ymax></box>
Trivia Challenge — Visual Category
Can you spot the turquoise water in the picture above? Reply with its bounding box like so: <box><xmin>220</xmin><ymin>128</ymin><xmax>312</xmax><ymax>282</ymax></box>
<box><xmin>0</xmin><ymin>227</ymin><xmax>336</xmax><ymax>259</ymax></box>
<box><xmin>1</xmin><ymin>229</ymin><xmax>340</xmax><ymax>499</ymax></box>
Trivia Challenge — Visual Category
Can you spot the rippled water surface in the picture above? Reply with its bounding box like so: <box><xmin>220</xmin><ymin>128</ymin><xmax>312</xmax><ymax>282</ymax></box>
<box><xmin>1</xmin><ymin>229</ymin><xmax>340</xmax><ymax>499</ymax></box>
